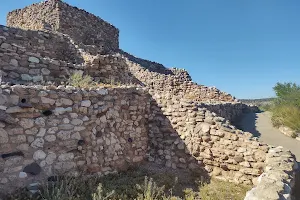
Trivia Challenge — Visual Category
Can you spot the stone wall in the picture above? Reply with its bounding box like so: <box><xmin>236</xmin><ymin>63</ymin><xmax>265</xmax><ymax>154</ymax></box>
<box><xmin>198</xmin><ymin>102</ymin><xmax>259</xmax><ymax>124</ymax></box>
<box><xmin>7</xmin><ymin>0</ymin><xmax>60</xmax><ymax>32</ymax></box>
<box><xmin>123</xmin><ymin>53</ymin><xmax>235</xmax><ymax>103</ymax></box>
<box><xmin>120</xmin><ymin>50</ymin><xmax>179</xmax><ymax>75</ymax></box>
<box><xmin>0</xmin><ymin>25</ymin><xmax>82</xmax><ymax>64</ymax></box>
<box><xmin>2</xmin><ymin>1</ymin><xmax>299</xmax><ymax>198</ymax></box>
<box><xmin>147</xmin><ymin>92</ymin><xmax>269</xmax><ymax>185</ymax></box>
<box><xmin>0</xmin><ymin>22</ymin><xmax>236</xmax><ymax>103</ymax></box>
<box><xmin>58</xmin><ymin>1</ymin><xmax>119</xmax><ymax>53</ymax></box>
<box><xmin>7</xmin><ymin>0</ymin><xmax>119</xmax><ymax>53</ymax></box>
<box><xmin>81</xmin><ymin>54</ymin><xmax>141</xmax><ymax>85</ymax></box>
<box><xmin>244</xmin><ymin>146</ymin><xmax>298</xmax><ymax>200</ymax></box>
<box><xmin>0</xmin><ymin>85</ymin><xmax>150</xmax><ymax>193</ymax></box>
<box><xmin>0</xmin><ymin>27</ymin><xmax>137</xmax><ymax>85</ymax></box>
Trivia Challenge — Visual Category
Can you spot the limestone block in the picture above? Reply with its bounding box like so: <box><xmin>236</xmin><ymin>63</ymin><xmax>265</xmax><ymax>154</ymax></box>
<box><xmin>58</xmin><ymin>153</ymin><xmax>74</xmax><ymax>161</ymax></box>
<box><xmin>45</xmin><ymin>152</ymin><xmax>57</xmax><ymax>165</ymax></box>
<box><xmin>33</xmin><ymin>150</ymin><xmax>46</xmax><ymax>160</ymax></box>
<box><xmin>0</xmin><ymin>128</ymin><xmax>8</xmax><ymax>143</ymax></box>
<box><xmin>31</xmin><ymin>138</ymin><xmax>44</xmax><ymax>148</ymax></box>
<box><xmin>28</xmin><ymin>57</ymin><xmax>40</xmax><ymax>63</ymax></box>
<box><xmin>19</xmin><ymin>118</ymin><xmax>34</xmax><ymax>129</ymax></box>
<box><xmin>45</xmin><ymin>135</ymin><xmax>56</xmax><ymax>142</ymax></box>
<box><xmin>81</xmin><ymin>100</ymin><xmax>91</xmax><ymax>107</ymax></box>
<box><xmin>21</xmin><ymin>74</ymin><xmax>32</xmax><ymax>81</ymax></box>
<box><xmin>41</xmin><ymin>97</ymin><xmax>55</xmax><ymax>105</ymax></box>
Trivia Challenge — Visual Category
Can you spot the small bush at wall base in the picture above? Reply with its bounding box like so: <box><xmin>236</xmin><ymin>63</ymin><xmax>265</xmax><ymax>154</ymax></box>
<box><xmin>3</xmin><ymin>168</ymin><xmax>251</xmax><ymax>200</ymax></box>
<box><xmin>199</xmin><ymin>179</ymin><xmax>251</xmax><ymax>200</ymax></box>
<box><xmin>271</xmin><ymin>104</ymin><xmax>300</xmax><ymax>132</ymax></box>
<box><xmin>136</xmin><ymin>176</ymin><xmax>166</xmax><ymax>200</ymax></box>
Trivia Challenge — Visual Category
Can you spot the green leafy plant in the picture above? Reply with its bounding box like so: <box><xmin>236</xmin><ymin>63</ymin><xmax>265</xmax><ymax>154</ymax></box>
<box><xmin>199</xmin><ymin>180</ymin><xmax>250</xmax><ymax>200</ymax></box>
<box><xmin>183</xmin><ymin>188</ymin><xmax>197</xmax><ymax>200</ymax></box>
<box><xmin>273</xmin><ymin>82</ymin><xmax>300</xmax><ymax>106</ymax></box>
<box><xmin>69</xmin><ymin>72</ymin><xmax>95</xmax><ymax>88</ymax></box>
<box><xmin>272</xmin><ymin>104</ymin><xmax>300</xmax><ymax>132</ymax></box>
<box><xmin>3</xmin><ymin>168</ymin><xmax>252</xmax><ymax>200</ymax></box>
<box><xmin>39</xmin><ymin>176</ymin><xmax>79</xmax><ymax>200</ymax></box>
<box><xmin>271</xmin><ymin>82</ymin><xmax>300</xmax><ymax>133</ymax></box>
<box><xmin>136</xmin><ymin>176</ymin><xmax>166</xmax><ymax>200</ymax></box>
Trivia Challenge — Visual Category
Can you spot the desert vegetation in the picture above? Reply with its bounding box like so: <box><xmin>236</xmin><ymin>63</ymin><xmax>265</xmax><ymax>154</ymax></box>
<box><xmin>270</xmin><ymin>82</ymin><xmax>300</xmax><ymax>136</ymax></box>
<box><xmin>69</xmin><ymin>72</ymin><xmax>122</xmax><ymax>88</ymax></box>
<box><xmin>69</xmin><ymin>72</ymin><xmax>96</xmax><ymax>88</ymax></box>
<box><xmin>250</xmin><ymin>82</ymin><xmax>300</xmax><ymax>137</ymax></box>
<box><xmin>3</xmin><ymin>165</ymin><xmax>250</xmax><ymax>200</ymax></box>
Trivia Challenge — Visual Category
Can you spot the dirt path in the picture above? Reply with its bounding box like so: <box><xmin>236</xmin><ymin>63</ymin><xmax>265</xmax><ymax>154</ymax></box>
<box><xmin>238</xmin><ymin>111</ymin><xmax>300</xmax><ymax>161</ymax></box>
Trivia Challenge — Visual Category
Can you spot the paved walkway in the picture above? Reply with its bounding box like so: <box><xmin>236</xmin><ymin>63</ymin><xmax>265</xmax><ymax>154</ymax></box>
<box><xmin>239</xmin><ymin>111</ymin><xmax>300</xmax><ymax>161</ymax></box>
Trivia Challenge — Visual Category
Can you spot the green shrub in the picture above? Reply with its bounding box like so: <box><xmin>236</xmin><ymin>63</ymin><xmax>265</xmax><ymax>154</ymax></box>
<box><xmin>258</xmin><ymin>103</ymin><xmax>274</xmax><ymax>112</ymax></box>
<box><xmin>136</xmin><ymin>176</ymin><xmax>166</xmax><ymax>200</ymax></box>
<box><xmin>39</xmin><ymin>176</ymin><xmax>89</xmax><ymax>200</ymax></box>
<box><xmin>273</xmin><ymin>82</ymin><xmax>300</xmax><ymax>106</ymax></box>
<box><xmin>199</xmin><ymin>180</ymin><xmax>250</xmax><ymax>200</ymax></box>
<box><xmin>271</xmin><ymin>104</ymin><xmax>300</xmax><ymax>132</ymax></box>
<box><xmin>69</xmin><ymin>72</ymin><xmax>95</xmax><ymax>88</ymax></box>
<box><xmin>271</xmin><ymin>82</ymin><xmax>300</xmax><ymax>133</ymax></box>
<box><xmin>69</xmin><ymin>72</ymin><xmax>123</xmax><ymax>88</ymax></box>
<box><xmin>4</xmin><ymin>169</ymin><xmax>251</xmax><ymax>200</ymax></box>
<box><xmin>183</xmin><ymin>188</ymin><xmax>197</xmax><ymax>200</ymax></box>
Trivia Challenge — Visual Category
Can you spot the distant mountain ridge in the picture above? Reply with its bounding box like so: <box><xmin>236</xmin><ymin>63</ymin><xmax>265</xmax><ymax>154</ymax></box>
<box><xmin>240</xmin><ymin>98</ymin><xmax>275</xmax><ymax>106</ymax></box>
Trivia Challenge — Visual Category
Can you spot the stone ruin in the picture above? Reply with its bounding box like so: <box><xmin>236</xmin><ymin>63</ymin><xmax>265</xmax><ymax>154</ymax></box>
<box><xmin>0</xmin><ymin>0</ymin><xmax>298</xmax><ymax>199</ymax></box>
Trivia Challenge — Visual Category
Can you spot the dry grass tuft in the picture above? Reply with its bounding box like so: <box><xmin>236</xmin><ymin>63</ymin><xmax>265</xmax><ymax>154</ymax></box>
<box><xmin>3</xmin><ymin>167</ymin><xmax>250</xmax><ymax>200</ymax></box>
<box><xmin>199</xmin><ymin>179</ymin><xmax>251</xmax><ymax>200</ymax></box>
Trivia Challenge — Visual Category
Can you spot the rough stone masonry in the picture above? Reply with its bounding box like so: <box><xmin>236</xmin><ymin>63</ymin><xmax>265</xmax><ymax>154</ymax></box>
<box><xmin>0</xmin><ymin>85</ymin><xmax>150</xmax><ymax>192</ymax></box>
<box><xmin>0</xmin><ymin>0</ymin><xmax>298</xmax><ymax>199</ymax></box>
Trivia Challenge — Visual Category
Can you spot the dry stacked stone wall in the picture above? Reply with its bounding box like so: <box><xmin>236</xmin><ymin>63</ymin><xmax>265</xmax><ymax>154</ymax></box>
<box><xmin>0</xmin><ymin>25</ymin><xmax>81</xmax><ymax>64</ymax></box>
<box><xmin>245</xmin><ymin>146</ymin><xmax>298</xmax><ymax>200</ymax></box>
<box><xmin>123</xmin><ymin>52</ymin><xmax>235</xmax><ymax>103</ymax></box>
<box><xmin>7</xmin><ymin>0</ymin><xmax>60</xmax><ymax>32</ymax></box>
<box><xmin>1</xmin><ymin>1</ymin><xmax>299</xmax><ymax>199</ymax></box>
<box><xmin>198</xmin><ymin>102</ymin><xmax>259</xmax><ymax>123</ymax></box>
<box><xmin>120</xmin><ymin>53</ymin><xmax>299</xmax><ymax>197</ymax></box>
<box><xmin>58</xmin><ymin>1</ymin><xmax>119</xmax><ymax>53</ymax></box>
<box><xmin>0</xmin><ymin>85</ymin><xmax>149</xmax><ymax>193</ymax></box>
<box><xmin>7</xmin><ymin>0</ymin><xmax>119</xmax><ymax>54</ymax></box>
<box><xmin>147</xmin><ymin>92</ymin><xmax>269</xmax><ymax>185</ymax></box>
<box><xmin>0</xmin><ymin>26</ymin><xmax>136</xmax><ymax>85</ymax></box>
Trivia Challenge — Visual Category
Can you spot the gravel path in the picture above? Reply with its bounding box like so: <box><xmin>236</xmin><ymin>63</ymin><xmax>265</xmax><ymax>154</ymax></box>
<box><xmin>239</xmin><ymin>111</ymin><xmax>300</xmax><ymax>161</ymax></box>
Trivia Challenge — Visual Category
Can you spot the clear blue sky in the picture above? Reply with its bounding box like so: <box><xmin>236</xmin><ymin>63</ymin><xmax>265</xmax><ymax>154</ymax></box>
<box><xmin>1</xmin><ymin>0</ymin><xmax>300</xmax><ymax>99</ymax></box>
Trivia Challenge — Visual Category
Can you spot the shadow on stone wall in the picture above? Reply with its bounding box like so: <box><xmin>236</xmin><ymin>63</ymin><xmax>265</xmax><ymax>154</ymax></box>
<box><xmin>236</xmin><ymin>112</ymin><xmax>261</xmax><ymax>138</ymax></box>
<box><xmin>146</xmin><ymin>93</ymin><xmax>269</xmax><ymax>186</ymax></box>
<box><xmin>0</xmin><ymin>25</ymin><xmax>145</xmax><ymax>86</ymax></box>
<box><xmin>0</xmin><ymin>21</ymin><xmax>268</xmax><ymax>195</ymax></box>
<box><xmin>0</xmin><ymin>25</ymin><xmax>84</xmax><ymax>64</ymax></box>
<box><xmin>147</xmin><ymin>99</ymin><xmax>211</xmax><ymax>182</ymax></box>
<box><xmin>292</xmin><ymin>166</ymin><xmax>300</xmax><ymax>199</ymax></box>
<box><xmin>0</xmin><ymin>86</ymin><xmax>150</xmax><ymax>195</ymax></box>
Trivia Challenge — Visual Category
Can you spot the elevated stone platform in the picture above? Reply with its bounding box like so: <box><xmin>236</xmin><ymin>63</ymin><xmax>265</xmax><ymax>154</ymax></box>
<box><xmin>7</xmin><ymin>0</ymin><xmax>119</xmax><ymax>53</ymax></box>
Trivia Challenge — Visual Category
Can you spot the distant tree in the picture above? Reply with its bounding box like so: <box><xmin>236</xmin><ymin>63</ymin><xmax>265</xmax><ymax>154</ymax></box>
<box><xmin>273</xmin><ymin>82</ymin><xmax>300</xmax><ymax>106</ymax></box>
